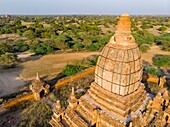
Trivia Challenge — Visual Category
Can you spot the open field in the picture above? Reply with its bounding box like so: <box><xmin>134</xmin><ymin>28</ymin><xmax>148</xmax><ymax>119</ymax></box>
<box><xmin>0</xmin><ymin>45</ymin><xmax>170</xmax><ymax>97</ymax></box>
<box><xmin>141</xmin><ymin>45</ymin><xmax>170</xmax><ymax>64</ymax></box>
<box><xmin>20</xmin><ymin>51</ymin><xmax>99</xmax><ymax>80</ymax></box>
<box><xmin>0</xmin><ymin>51</ymin><xmax>99</xmax><ymax>97</ymax></box>
<box><xmin>0</xmin><ymin>68</ymin><xmax>26</xmax><ymax>97</ymax></box>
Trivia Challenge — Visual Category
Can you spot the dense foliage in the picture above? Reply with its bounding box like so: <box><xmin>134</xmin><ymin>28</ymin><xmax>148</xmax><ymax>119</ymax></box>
<box><xmin>144</xmin><ymin>65</ymin><xmax>162</xmax><ymax>76</ymax></box>
<box><xmin>153</xmin><ymin>55</ymin><xmax>170</xmax><ymax>67</ymax></box>
<box><xmin>0</xmin><ymin>53</ymin><xmax>18</xmax><ymax>68</ymax></box>
<box><xmin>139</xmin><ymin>44</ymin><xmax>150</xmax><ymax>53</ymax></box>
<box><xmin>0</xmin><ymin>15</ymin><xmax>169</xmax><ymax>69</ymax></box>
<box><xmin>155</xmin><ymin>33</ymin><xmax>170</xmax><ymax>51</ymax></box>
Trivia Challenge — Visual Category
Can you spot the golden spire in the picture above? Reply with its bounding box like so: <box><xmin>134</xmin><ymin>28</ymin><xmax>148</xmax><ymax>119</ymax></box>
<box><xmin>70</xmin><ymin>87</ymin><xmax>76</xmax><ymax>100</ymax></box>
<box><xmin>36</xmin><ymin>72</ymin><xmax>40</xmax><ymax>80</ymax></box>
<box><xmin>109</xmin><ymin>13</ymin><xmax>135</xmax><ymax>45</ymax></box>
<box><xmin>56</xmin><ymin>100</ymin><xmax>61</xmax><ymax>110</ymax></box>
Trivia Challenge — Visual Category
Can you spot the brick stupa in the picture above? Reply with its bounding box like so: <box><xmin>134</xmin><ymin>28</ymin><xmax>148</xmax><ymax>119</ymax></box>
<box><xmin>50</xmin><ymin>14</ymin><xmax>151</xmax><ymax>127</ymax></box>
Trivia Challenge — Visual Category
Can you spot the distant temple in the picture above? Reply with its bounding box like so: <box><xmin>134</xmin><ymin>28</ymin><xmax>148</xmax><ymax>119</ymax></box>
<box><xmin>30</xmin><ymin>73</ymin><xmax>50</xmax><ymax>101</ymax></box>
<box><xmin>50</xmin><ymin>14</ymin><xmax>170</xmax><ymax>127</ymax></box>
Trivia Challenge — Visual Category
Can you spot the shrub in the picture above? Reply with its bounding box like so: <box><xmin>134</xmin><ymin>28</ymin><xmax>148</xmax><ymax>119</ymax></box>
<box><xmin>132</xmin><ymin>30</ymin><xmax>154</xmax><ymax>46</ymax></box>
<box><xmin>85</xmin><ymin>43</ymin><xmax>99</xmax><ymax>51</ymax></box>
<box><xmin>63</xmin><ymin>64</ymin><xmax>86</xmax><ymax>76</ymax></box>
<box><xmin>0</xmin><ymin>53</ymin><xmax>18</xmax><ymax>68</ymax></box>
<box><xmin>158</xmin><ymin>26</ymin><xmax>167</xmax><ymax>32</ymax></box>
<box><xmin>139</xmin><ymin>44</ymin><xmax>150</xmax><ymax>53</ymax></box>
<box><xmin>145</xmin><ymin>66</ymin><xmax>161</xmax><ymax>76</ymax></box>
<box><xmin>148</xmin><ymin>82</ymin><xmax>160</xmax><ymax>94</ymax></box>
<box><xmin>155</xmin><ymin>33</ymin><xmax>170</xmax><ymax>51</ymax></box>
<box><xmin>153</xmin><ymin>55</ymin><xmax>170</xmax><ymax>67</ymax></box>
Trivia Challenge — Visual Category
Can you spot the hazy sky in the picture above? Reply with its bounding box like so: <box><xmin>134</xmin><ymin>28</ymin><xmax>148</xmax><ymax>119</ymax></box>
<box><xmin>0</xmin><ymin>0</ymin><xmax>170</xmax><ymax>15</ymax></box>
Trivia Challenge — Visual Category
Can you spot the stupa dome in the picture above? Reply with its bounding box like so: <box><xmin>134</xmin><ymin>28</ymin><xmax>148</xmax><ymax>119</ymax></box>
<box><xmin>95</xmin><ymin>14</ymin><xmax>143</xmax><ymax>96</ymax></box>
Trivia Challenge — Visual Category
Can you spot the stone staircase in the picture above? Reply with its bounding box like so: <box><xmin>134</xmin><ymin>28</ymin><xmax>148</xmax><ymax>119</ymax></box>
<box><xmin>62</xmin><ymin>107</ymin><xmax>88</xmax><ymax>127</ymax></box>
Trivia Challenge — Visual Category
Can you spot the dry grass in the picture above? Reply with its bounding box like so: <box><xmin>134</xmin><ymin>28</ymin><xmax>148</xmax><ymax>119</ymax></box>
<box><xmin>21</xmin><ymin>21</ymin><xmax>33</xmax><ymax>26</ymax></box>
<box><xmin>20</xmin><ymin>45</ymin><xmax>170</xmax><ymax>80</ymax></box>
<box><xmin>147</xmin><ymin>26</ymin><xmax>162</xmax><ymax>36</ymax></box>
<box><xmin>99</xmin><ymin>24</ymin><xmax>116</xmax><ymax>34</ymax></box>
<box><xmin>21</xmin><ymin>21</ymin><xmax>51</xmax><ymax>28</ymax></box>
<box><xmin>141</xmin><ymin>45</ymin><xmax>170</xmax><ymax>64</ymax></box>
<box><xmin>20</xmin><ymin>52</ymin><xmax>99</xmax><ymax>80</ymax></box>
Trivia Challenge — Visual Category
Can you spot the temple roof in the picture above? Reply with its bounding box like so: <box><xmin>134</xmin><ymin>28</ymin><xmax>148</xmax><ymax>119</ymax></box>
<box><xmin>95</xmin><ymin>14</ymin><xmax>142</xmax><ymax>96</ymax></box>
<box><xmin>30</xmin><ymin>73</ymin><xmax>46</xmax><ymax>93</ymax></box>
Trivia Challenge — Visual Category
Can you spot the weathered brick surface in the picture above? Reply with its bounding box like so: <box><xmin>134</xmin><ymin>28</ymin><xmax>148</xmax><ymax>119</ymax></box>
<box><xmin>95</xmin><ymin>14</ymin><xmax>143</xmax><ymax>96</ymax></box>
<box><xmin>95</xmin><ymin>44</ymin><xmax>143</xmax><ymax>95</ymax></box>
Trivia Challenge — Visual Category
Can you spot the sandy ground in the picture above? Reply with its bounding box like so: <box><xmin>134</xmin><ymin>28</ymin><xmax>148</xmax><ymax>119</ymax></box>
<box><xmin>20</xmin><ymin>52</ymin><xmax>100</xmax><ymax>80</ymax></box>
<box><xmin>0</xmin><ymin>69</ymin><xmax>26</xmax><ymax>97</ymax></box>
<box><xmin>0</xmin><ymin>52</ymin><xmax>99</xmax><ymax>97</ymax></box>
<box><xmin>141</xmin><ymin>45</ymin><xmax>170</xmax><ymax>64</ymax></box>
<box><xmin>0</xmin><ymin>45</ymin><xmax>170</xmax><ymax>97</ymax></box>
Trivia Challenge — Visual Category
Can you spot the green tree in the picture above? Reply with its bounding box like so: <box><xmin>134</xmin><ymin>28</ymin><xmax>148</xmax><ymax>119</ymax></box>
<box><xmin>139</xmin><ymin>44</ymin><xmax>150</xmax><ymax>53</ymax></box>
<box><xmin>0</xmin><ymin>42</ymin><xmax>11</xmax><ymax>55</ymax></box>
<box><xmin>155</xmin><ymin>33</ymin><xmax>170</xmax><ymax>51</ymax></box>
<box><xmin>0</xmin><ymin>53</ymin><xmax>18</xmax><ymax>68</ymax></box>
<box><xmin>153</xmin><ymin>55</ymin><xmax>170</xmax><ymax>68</ymax></box>
<box><xmin>23</xmin><ymin>30</ymin><xmax>35</xmax><ymax>39</ymax></box>
<box><xmin>158</xmin><ymin>26</ymin><xmax>167</xmax><ymax>33</ymax></box>
<box><xmin>81</xmin><ymin>39</ymin><xmax>92</xmax><ymax>46</ymax></box>
<box><xmin>54</xmin><ymin>35</ymin><xmax>69</xmax><ymax>50</ymax></box>
<box><xmin>73</xmin><ymin>43</ymin><xmax>83</xmax><ymax>51</ymax></box>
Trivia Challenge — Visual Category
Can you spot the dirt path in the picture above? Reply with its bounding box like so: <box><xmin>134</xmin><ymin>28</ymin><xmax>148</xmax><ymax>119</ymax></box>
<box><xmin>0</xmin><ymin>69</ymin><xmax>25</xmax><ymax>97</ymax></box>
<box><xmin>141</xmin><ymin>45</ymin><xmax>170</xmax><ymax>64</ymax></box>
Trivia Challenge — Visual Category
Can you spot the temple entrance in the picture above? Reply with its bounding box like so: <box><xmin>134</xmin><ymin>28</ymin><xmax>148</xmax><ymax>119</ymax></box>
<box><xmin>166</xmin><ymin>115</ymin><xmax>169</xmax><ymax>122</ymax></box>
<box><xmin>40</xmin><ymin>90</ymin><xmax>45</xmax><ymax>98</ymax></box>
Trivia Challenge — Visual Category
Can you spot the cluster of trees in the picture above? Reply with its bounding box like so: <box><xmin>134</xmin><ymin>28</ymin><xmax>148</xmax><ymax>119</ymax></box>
<box><xmin>153</xmin><ymin>55</ymin><xmax>170</xmax><ymax>68</ymax></box>
<box><xmin>0</xmin><ymin>16</ymin><xmax>115</xmax><ymax>55</ymax></box>
<box><xmin>155</xmin><ymin>33</ymin><xmax>170</xmax><ymax>51</ymax></box>
<box><xmin>132</xmin><ymin>30</ymin><xmax>155</xmax><ymax>52</ymax></box>
<box><xmin>143</xmin><ymin>65</ymin><xmax>162</xmax><ymax>77</ymax></box>
<box><xmin>0</xmin><ymin>40</ymin><xmax>18</xmax><ymax>68</ymax></box>
<box><xmin>0</xmin><ymin>15</ymin><xmax>169</xmax><ymax>68</ymax></box>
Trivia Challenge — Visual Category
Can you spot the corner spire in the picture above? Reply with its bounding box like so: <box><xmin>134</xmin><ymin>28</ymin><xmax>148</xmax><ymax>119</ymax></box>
<box><xmin>70</xmin><ymin>87</ymin><xmax>75</xmax><ymax>99</ymax></box>
<box><xmin>67</xmin><ymin>86</ymin><xmax>78</xmax><ymax>109</ymax></box>
<box><xmin>36</xmin><ymin>72</ymin><xmax>40</xmax><ymax>80</ymax></box>
<box><xmin>56</xmin><ymin>100</ymin><xmax>61</xmax><ymax>110</ymax></box>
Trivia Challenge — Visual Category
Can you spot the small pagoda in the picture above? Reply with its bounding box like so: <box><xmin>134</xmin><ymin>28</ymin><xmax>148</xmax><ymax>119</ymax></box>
<box><xmin>30</xmin><ymin>73</ymin><xmax>50</xmax><ymax>100</ymax></box>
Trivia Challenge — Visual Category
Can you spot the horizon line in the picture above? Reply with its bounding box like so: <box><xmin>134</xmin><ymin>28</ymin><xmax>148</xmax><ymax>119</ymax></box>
<box><xmin>1</xmin><ymin>13</ymin><xmax>170</xmax><ymax>16</ymax></box>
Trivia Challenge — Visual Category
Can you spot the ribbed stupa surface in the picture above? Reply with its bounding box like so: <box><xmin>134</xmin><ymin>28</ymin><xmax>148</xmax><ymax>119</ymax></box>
<box><xmin>95</xmin><ymin>14</ymin><xmax>143</xmax><ymax>96</ymax></box>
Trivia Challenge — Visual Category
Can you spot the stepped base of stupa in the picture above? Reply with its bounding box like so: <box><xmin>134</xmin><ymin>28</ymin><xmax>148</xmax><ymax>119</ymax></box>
<box><xmin>50</xmin><ymin>82</ymin><xmax>150</xmax><ymax>127</ymax></box>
